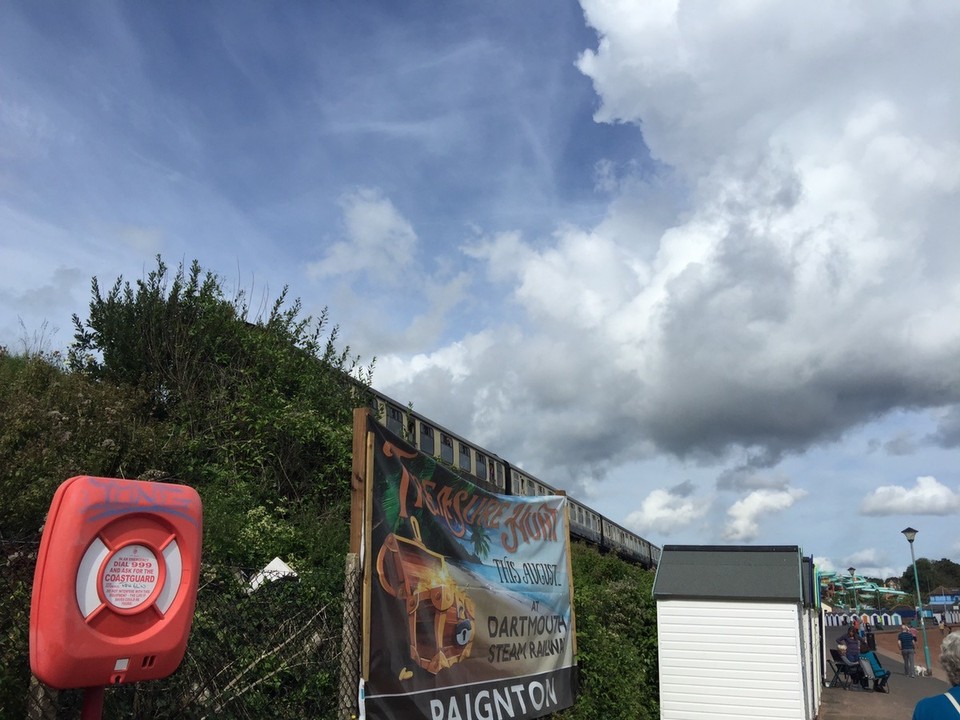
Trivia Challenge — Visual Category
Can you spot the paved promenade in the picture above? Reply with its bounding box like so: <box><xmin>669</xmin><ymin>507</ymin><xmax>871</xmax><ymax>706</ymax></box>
<box><xmin>818</xmin><ymin>628</ymin><xmax>951</xmax><ymax>720</ymax></box>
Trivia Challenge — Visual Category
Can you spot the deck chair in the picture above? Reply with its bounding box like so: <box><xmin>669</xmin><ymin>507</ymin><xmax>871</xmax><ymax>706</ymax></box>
<box><xmin>829</xmin><ymin>648</ymin><xmax>864</xmax><ymax>689</ymax></box>
<box><xmin>827</xmin><ymin>658</ymin><xmax>850</xmax><ymax>689</ymax></box>
<box><xmin>860</xmin><ymin>651</ymin><xmax>891</xmax><ymax>693</ymax></box>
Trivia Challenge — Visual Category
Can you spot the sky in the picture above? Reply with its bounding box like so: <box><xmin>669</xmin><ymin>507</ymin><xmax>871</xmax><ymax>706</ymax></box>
<box><xmin>3</xmin><ymin>0</ymin><xmax>960</xmax><ymax>585</ymax></box>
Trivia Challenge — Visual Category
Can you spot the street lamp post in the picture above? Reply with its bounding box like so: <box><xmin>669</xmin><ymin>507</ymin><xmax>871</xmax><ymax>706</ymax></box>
<box><xmin>902</xmin><ymin>526</ymin><xmax>933</xmax><ymax>671</ymax></box>
<box><xmin>848</xmin><ymin>566</ymin><xmax>859</xmax><ymax>618</ymax></box>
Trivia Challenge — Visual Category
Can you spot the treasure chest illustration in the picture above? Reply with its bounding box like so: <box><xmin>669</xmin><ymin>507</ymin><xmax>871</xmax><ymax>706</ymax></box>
<box><xmin>376</xmin><ymin>517</ymin><xmax>476</xmax><ymax>674</ymax></box>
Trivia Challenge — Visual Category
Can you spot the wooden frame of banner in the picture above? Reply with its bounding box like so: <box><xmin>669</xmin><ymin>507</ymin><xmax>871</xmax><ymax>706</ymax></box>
<box><xmin>351</xmin><ymin>407</ymin><xmax>374</xmax><ymax>679</ymax></box>
<box><xmin>350</xmin><ymin>407</ymin><xmax>368</xmax><ymax>554</ymax></box>
<box><xmin>555</xmin><ymin>490</ymin><xmax>578</xmax><ymax>658</ymax></box>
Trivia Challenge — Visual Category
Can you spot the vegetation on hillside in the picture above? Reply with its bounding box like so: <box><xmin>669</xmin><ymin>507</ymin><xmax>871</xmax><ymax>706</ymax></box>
<box><xmin>897</xmin><ymin>557</ymin><xmax>960</xmax><ymax>598</ymax></box>
<box><xmin>0</xmin><ymin>257</ymin><xmax>659</xmax><ymax>719</ymax></box>
<box><xmin>561</xmin><ymin>545</ymin><xmax>659</xmax><ymax>720</ymax></box>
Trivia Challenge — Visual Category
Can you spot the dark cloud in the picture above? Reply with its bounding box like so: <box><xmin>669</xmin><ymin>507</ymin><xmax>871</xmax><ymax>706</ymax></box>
<box><xmin>668</xmin><ymin>480</ymin><xmax>696</xmax><ymax>497</ymax></box>
<box><xmin>928</xmin><ymin>406</ymin><xmax>960</xmax><ymax>449</ymax></box>
<box><xmin>883</xmin><ymin>433</ymin><xmax>917</xmax><ymax>457</ymax></box>
<box><xmin>716</xmin><ymin>466</ymin><xmax>790</xmax><ymax>492</ymax></box>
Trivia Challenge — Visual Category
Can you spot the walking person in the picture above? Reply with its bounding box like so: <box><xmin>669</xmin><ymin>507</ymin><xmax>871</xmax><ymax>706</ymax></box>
<box><xmin>912</xmin><ymin>632</ymin><xmax>960</xmax><ymax>718</ymax></box>
<box><xmin>899</xmin><ymin>622</ymin><xmax>917</xmax><ymax>678</ymax></box>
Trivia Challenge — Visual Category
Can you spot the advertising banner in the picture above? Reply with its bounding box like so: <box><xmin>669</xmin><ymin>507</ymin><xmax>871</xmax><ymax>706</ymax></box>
<box><xmin>362</xmin><ymin>417</ymin><xmax>577</xmax><ymax>720</ymax></box>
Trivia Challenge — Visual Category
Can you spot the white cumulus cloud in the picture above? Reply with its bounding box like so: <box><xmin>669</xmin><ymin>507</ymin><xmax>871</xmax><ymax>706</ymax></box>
<box><xmin>813</xmin><ymin>556</ymin><xmax>836</xmax><ymax>573</ymax></box>
<box><xmin>625</xmin><ymin>484</ymin><xmax>710</xmax><ymax>536</ymax></box>
<box><xmin>861</xmin><ymin>476</ymin><xmax>960</xmax><ymax>516</ymax></box>
<box><xmin>724</xmin><ymin>487</ymin><xmax>807</xmax><ymax>541</ymax></box>
<box><xmin>307</xmin><ymin>187</ymin><xmax>417</xmax><ymax>279</ymax></box>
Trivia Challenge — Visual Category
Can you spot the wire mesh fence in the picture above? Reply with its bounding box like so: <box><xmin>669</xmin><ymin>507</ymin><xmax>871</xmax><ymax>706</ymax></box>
<box><xmin>1</xmin><ymin>540</ymin><xmax>362</xmax><ymax>720</ymax></box>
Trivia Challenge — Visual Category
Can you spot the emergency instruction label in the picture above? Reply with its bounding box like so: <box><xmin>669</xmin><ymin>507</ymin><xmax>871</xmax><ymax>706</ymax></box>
<box><xmin>101</xmin><ymin>544</ymin><xmax>159</xmax><ymax>609</ymax></box>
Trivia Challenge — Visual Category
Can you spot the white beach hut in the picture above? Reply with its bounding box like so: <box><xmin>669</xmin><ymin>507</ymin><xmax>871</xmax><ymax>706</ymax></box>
<box><xmin>653</xmin><ymin>545</ymin><xmax>822</xmax><ymax>720</ymax></box>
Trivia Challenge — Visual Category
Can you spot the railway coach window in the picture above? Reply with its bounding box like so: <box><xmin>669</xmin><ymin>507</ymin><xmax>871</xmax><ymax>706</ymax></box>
<box><xmin>440</xmin><ymin>434</ymin><xmax>454</xmax><ymax>464</ymax></box>
<box><xmin>419</xmin><ymin>423</ymin><xmax>435</xmax><ymax>455</ymax></box>
<box><xmin>458</xmin><ymin>443</ymin><xmax>472</xmax><ymax>472</ymax></box>
<box><xmin>386</xmin><ymin>406</ymin><xmax>403</xmax><ymax>435</ymax></box>
<box><xmin>476</xmin><ymin>453</ymin><xmax>487</xmax><ymax>481</ymax></box>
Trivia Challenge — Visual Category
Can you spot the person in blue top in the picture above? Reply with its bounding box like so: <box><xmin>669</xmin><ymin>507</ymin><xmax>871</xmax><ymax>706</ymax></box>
<box><xmin>837</xmin><ymin>626</ymin><xmax>867</xmax><ymax>687</ymax></box>
<box><xmin>838</xmin><ymin>626</ymin><xmax>861</xmax><ymax>662</ymax></box>
<box><xmin>899</xmin><ymin>622</ymin><xmax>918</xmax><ymax>677</ymax></box>
<box><xmin>913</xmin><ymin>632</ymin><xmax>960</xmax><ymax>719</ymax></box>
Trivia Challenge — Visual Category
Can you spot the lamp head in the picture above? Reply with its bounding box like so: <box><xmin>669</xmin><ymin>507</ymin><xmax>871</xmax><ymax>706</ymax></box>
<box><xmin>848</xmin><ymin>566</ymin><xmax>856</xmax><ymax>576</ymax></box>
<box><xmin>902</xmin><ymin>527</ymin><xmax>918</xmax><ymax>543</ymax></box>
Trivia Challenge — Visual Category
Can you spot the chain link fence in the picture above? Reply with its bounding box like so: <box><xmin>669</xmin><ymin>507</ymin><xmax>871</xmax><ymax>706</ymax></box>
<box><xmin>1</xmin><ymin>540</ymin><xmax>362</xmax><ymax>720</ymax></box>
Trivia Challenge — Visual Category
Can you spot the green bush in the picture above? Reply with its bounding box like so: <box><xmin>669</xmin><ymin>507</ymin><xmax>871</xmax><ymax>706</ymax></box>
<box><xmin>0</xmin><ymin>350</ymin><xmax>172</xmax><ymax>538</ymax></box>
<box><xmin>555</xmin><ymin>544</ymin><xmax>659</xmax><ymax>720</ymax></box>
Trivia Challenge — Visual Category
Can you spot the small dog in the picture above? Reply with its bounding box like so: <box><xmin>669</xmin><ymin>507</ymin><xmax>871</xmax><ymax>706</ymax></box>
<box><xmin>915</xmin><ymin>665</ymin><xmax>928</xmax><ymax>677</ymax></box>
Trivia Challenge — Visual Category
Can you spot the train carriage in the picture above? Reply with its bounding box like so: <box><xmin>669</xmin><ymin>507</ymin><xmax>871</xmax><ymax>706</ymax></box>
<box><xmin>369</xmin><ymin>389</ymin><xmax>658</xmax><ymax>569</ymax></box>
<box><xmin>569</xmin><ymin>500</ymin><xmax>602</xmax><ymax>546</ymax></box>
<box><xmin>373</xmin><ymin>395</ymin><xmax>507</xmax><ymax>493</ymax></box>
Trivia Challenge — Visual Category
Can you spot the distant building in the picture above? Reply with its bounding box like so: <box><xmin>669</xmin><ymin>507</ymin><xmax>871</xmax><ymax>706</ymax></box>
<box><xmin>928</xmin><ymin>586</ymin><xmax>960</xmax><ymax>619</ymax></box>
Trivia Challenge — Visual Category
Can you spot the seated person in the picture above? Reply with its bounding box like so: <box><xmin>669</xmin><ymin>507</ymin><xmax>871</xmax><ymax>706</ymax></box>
<box><xmin>862</xmin><ymin>650</ymin><xmax>890</xmax><ymax>692</ymax></box>
<box><xmin>837</xmin><ymin>627</ymin><xmax>866</xmax><ymax>686</ymax></box>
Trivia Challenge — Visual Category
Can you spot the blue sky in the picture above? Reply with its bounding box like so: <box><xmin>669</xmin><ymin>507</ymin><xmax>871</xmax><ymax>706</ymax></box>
<box><xmin>3</xmin><ymin>1</ymin><xmax>960</xmax><ymax>584</ymax></box>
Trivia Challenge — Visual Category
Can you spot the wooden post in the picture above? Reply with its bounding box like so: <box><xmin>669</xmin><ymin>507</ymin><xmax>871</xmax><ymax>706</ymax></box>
<box><xmin>361</xmin><ymin>429</ymin><xmax>375</xmax><ymax>681</ymax></box>
<box><xmin>350</xmin><ymin>408</ymin><xmax>369</xmax><ymax>554</ymax></box>
<box><xmin>555</xmin><ymin>490</ymin><xmax>578</xmax><ymax>657</ymax></box>
<box><xmin>349</xmin><ymin>407</ymin><xmax>377</xmax><ymax>694</ymax></box>
<box><xmin>343</xmin><ymin>407</ymin><xmax>371</xmax><ymax>717</ymax></box>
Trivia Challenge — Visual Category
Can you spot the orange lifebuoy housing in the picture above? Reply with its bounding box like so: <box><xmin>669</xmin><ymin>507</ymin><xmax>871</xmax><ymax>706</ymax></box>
<box><xmin>30</xmin><ymin>476</ymin><xmax>202</xmax><ymax>689</ymax></box>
